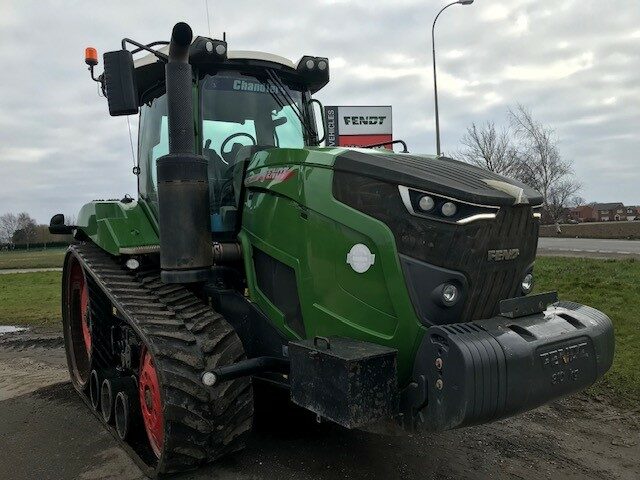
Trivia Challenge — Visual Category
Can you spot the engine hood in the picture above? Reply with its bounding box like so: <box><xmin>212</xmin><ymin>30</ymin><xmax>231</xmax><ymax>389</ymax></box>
<box><xmin>333</xmin><ymin>150</ymin><xmax>543</xmax><ymax>207</ymax></box>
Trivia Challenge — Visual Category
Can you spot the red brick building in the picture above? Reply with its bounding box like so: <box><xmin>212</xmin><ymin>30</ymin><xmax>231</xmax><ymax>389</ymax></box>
<box><xmin>595</xmin><ymin>202</ymin><xmax>625</xmax><ymax>222</ymax></box>
<box><xmin>569</xmin><ymin>205</ymin><xmax>596</xmax><ymax>222</ymax></box>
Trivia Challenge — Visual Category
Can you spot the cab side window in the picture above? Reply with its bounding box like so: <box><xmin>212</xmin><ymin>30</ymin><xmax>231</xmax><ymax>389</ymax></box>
<box><xmin>138</xmin><ymin>95</ymin><xmax>168</xmax><ymax>201</ymax></box>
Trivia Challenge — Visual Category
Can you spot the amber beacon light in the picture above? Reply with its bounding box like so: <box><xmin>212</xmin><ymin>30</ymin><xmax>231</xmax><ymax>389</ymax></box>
<box><xmin>85</xmin><ymin>47</ymin><xmax>98</xmax><ymax>66</ymax></box>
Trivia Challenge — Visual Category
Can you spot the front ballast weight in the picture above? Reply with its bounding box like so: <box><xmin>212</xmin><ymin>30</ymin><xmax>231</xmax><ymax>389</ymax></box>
<box><xmin>202</xmin><ymin>336</ymin><xmax>400</xmax><ymax>430</ymax></box>
<box><xmin>201</xmin><ymin>295</ymin><xmax>614</xmax><ymax>434</ymax></box>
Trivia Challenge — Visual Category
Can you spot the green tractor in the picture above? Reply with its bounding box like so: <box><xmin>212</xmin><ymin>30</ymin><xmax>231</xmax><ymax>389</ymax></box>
<box><xmin>50</xmin><ymin>22</ymin><xmax>614</xmax><ymax>476</ymax></box>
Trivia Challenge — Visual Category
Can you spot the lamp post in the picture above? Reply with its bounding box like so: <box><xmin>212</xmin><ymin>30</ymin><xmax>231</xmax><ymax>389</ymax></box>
<box><xmin>432</xmin><ymin>0</ymin><xmax>474</xmax><ymax>156</ymax></box>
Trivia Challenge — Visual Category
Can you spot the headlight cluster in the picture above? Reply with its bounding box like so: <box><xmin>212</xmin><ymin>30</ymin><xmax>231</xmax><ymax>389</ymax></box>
<box><xmin>398</xmin><ymin>186</ymin><xmax>499</xmax><ymax>224</ymax></box>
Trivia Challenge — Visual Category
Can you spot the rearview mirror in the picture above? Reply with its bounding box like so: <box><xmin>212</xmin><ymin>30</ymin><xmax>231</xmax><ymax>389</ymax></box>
<box><xmin>309</xmin><ymin>99</ymin><xmax>326</xmax><ymax>144</ymax></box>
<box><xmin>273</xmin><ymin>117</ymin><xmax>288</xmax><ymax>127</ymax></box>
<box><xmin>49</xmin><ymin>213</ymin><xmax>74</xmax><ymax>235</ymax></box>
<box><xmin>103</xmin><ymin>50</ymin><xmax>139</xmax><ymax>116</ymax></box>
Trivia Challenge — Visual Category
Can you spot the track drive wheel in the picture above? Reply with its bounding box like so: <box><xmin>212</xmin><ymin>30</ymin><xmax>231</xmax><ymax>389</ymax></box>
<box><xmin>139</xmin><ymin>346</ymin><xmax>164</xmax><ymax>458</ymax></box>
<box><xmin>62</xmin><ymin>254</ymin><xmax>92</xmax><ymax>389</ymax></box>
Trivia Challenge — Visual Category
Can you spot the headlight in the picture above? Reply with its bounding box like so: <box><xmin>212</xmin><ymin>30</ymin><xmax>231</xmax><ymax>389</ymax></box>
<box><xmin>521</xmin><ymin>273</ymin><xmax>534</xmax><ymax>294</ymax></box>
<box><xmin>125</xmin><ymin>258</ymin><xmax>140</xmax><ymax>270</ymax></box>
<box><xmin>441</xmin><ymin>201</ymin><xmax>457</xmax><ymax>217</ymax></box>
<box><xmin>442</xmin><ymin>283</ymin><xmax>459</xmax><ymax>306</ymax></box>
<box><xmin>397</xmin><ymin>185</ymin><xmax>499</xmax><ymax>224</ymax></box>
<box><xmin>305</xmin><ymin>59</ymin><xmax>315</xmax><ymax>70</ymax></box>
<box><xmin>418</xmin><ymin>195</ymin><xmax>435</xmax><ymax>212</ymax></box>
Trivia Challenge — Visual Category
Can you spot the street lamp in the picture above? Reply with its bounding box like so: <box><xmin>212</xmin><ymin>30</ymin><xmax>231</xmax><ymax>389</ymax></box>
<box><xmin>432</xmin><ymin>0</ymin><xmax>474</xmax><ymax>156</ymax></box>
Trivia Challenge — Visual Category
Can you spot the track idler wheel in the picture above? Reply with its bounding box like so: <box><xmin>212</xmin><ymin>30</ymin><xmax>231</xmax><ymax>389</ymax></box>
<box><xmin>62</xmin><ymin>256</ymin><xmax>92</xmax><ymax>390</ymax></box>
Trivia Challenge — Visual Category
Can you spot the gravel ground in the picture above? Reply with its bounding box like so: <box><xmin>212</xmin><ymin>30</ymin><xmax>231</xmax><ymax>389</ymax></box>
<box><xmin>0</xmin><ymin>328</ymin><xmax>638</xmax><ymax>480</ymax></box>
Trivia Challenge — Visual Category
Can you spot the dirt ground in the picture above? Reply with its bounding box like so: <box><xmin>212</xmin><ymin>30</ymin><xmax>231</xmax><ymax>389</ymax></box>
<box><xmin>0</xmin><ymin>329</ymin><xmax>638</xmax><ymax>480</ymax></box>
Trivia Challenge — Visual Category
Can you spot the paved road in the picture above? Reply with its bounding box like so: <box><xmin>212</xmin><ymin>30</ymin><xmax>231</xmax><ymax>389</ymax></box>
<box><xmin>0</xmin><ymin>267</ymin><xmax>62</xmax><ymax>275</ymax></box>
<box><xmin>538</xmin><ymin>237</ymin><xmax>640</xmax><ymax>258</ymax></box>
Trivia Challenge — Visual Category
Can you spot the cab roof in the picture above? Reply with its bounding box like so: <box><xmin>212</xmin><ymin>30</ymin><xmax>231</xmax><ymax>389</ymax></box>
<box><xmin>132</xmin><ymin>42</ymin><xmax>328</xmax><ymax>103</ymax></box>
<box><xmin>134</xmin><ymin>46</ymin><xmax>298</xmax><ymax>70</ymax></box>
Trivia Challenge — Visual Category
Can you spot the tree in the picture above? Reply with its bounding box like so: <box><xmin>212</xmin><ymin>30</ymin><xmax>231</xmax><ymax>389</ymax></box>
<box><xmin>12</xmin><ymin>212</ymin><xmax>38</xmax><ymax>249</ymax></box>
<box><xmin>569</xmin><ymin>196</ymin><xmax>586</xmax><ymax>208</ymax></box>
<box><xmin>0</xmin><ymin>213</ymin><xmax>20</xmax><ymax>245</ymax></box>
<box><xmin>457</xmin><ymin>121</ymin><xmax>520</xmax><ymax>177</ymax></box>
<box><xmin>508</xmin><ymin>104</ymin><xmax>580</xmax><ymax>224</ymax></box>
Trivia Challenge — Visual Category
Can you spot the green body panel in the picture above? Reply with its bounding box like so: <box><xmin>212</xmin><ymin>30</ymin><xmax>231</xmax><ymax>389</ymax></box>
<box><xmin>76</xmin><ymin>199</ymin><xmax>159</xmax><ymax>256</ymax></box>
<box><xmin>241</xmin><ymin>147</ymin><xmax>425</xmax><ymax>384</ymax></box>
<box><xmin>74</xmin><ymin>146</ymin><xmax>424</xmax><ymax>385</ymax></box>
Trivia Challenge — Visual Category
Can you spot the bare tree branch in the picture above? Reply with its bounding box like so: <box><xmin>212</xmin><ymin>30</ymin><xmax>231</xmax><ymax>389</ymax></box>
<box><xmin>456</xmin><ymin>121</ymin><xmax>520</xmax><ymax>177</ymax></box>
<box><xmin>508</xmin><ymin>104</ymin><xmax>580</xmax><ymax>223</ymax></box>
<box><xmin>0</xmin><ymin>213</ymin><xmax>20</xmax><ymax>245</ymax></box>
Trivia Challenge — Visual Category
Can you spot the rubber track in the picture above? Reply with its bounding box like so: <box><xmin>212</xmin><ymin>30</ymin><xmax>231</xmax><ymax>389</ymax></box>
<box><xmin>69</xmin><ymin>243</ymin><xmax>254</xmax><ymax>477</ymax></box>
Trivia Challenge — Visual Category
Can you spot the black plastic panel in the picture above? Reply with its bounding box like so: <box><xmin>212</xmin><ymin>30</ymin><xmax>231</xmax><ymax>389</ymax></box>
<box><xmin>253</xmin><ymin>248</ymin><xmax>306</xmax><ymax>337</ymax></box>
<box><xmin>334</xmin><ymin>150</ymin><xmax>543</xmax><ymax>207</ymax></box>
<box><xmin>333</xmin><ymin>171</ymin><xmax>539</xmax><ymax>322</ymax></box>
<box><xmin>399</xmin><ymin>255</ymin><xmax>468</xmax><ymax>326</ymax></box>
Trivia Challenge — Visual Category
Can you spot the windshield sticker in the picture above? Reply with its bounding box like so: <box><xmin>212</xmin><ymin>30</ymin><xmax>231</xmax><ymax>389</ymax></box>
<box><xmin>202</xmin><ymin>76</ymin><xmax>291</xmax><ymax>95</ymax></box>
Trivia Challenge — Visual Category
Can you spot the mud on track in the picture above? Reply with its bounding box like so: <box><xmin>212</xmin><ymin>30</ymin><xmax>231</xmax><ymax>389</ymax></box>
<box><xmin>1</xmin><ymin>329</ymin><xmax>639</xmax><ymax>480</ymax></box>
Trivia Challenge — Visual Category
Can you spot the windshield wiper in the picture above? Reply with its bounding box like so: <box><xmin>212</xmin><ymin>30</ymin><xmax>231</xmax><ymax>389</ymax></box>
<box><xmin>264</xmin><ymin>69</ymin><xmax>318</xmax><ymax>143</ymax></box>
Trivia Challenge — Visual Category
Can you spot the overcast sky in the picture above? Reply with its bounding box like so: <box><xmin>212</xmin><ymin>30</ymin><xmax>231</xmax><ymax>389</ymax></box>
<box><xmin>0</xmin><ymin>0</ymin><xmax>638</xmax><ymax>223</ymax></box>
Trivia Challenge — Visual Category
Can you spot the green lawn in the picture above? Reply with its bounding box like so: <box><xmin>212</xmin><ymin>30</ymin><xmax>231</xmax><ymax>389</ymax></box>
<box><xmin>0</xmin><ymin>256</ymin><xmax>637</xmax><ymax>407</ymax></box>
<box><xmin>0</xmin><ymin>271</ymin><xmax>61</xmax><ymax>326</ymax></box>
<box><xmin>534</xmin><ymin>257</ymin><xmax>639</xmax><ymax>408</ymax></box>
<box><xmin>0</xmin><ymin>248</ymin><xmax>66</xmax><ymax>269</ymax></box>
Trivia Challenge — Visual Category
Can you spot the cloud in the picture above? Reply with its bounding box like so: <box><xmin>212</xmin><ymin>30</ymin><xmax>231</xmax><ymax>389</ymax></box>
<box><xmin>503</xmin><ymin>51</ymin><xmax>594</xmax><ymax>81</ymax></box>
<box><xmin>0</xmin><ymin>0</ymin><xmax>639</xmax><ymax>223</ymax></box>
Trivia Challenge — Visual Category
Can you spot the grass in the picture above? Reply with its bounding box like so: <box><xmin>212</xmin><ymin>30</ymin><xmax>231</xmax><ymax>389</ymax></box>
<box><xmin>0</xmin><ymin>256</ymin><xmax>637</xmax><ymax>407</ymax></box>
<box><xmin>0</xmin><ymin>248</ymin><xmax>66</xmax><ymax>270</ymax></box>
<box><xmin>0</xmin><ymin>272</ymin><xmax>61</xmax><ymax>326</ymax></box>
<box><xmin>534</xmin><ymin>256</ymin><xmax>639</xmax><ymax>408</ymax></box>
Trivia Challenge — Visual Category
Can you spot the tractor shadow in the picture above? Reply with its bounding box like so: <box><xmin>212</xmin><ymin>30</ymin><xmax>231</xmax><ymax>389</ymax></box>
<box><xmin>176</xmin><ymin>383</ymin><xmax>461</xmax><ymax>480</ymax></box>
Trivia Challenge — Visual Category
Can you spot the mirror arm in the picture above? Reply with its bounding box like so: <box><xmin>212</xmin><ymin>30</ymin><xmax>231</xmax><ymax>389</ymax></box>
<box><xmin>121</xmin><ymin>38</ymin><xmax>169</xmax><ymax>62</ymax></box>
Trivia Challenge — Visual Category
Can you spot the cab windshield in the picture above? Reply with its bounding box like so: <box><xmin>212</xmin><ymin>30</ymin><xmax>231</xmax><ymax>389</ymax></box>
<box><xmin>138</xmin><ymin>69</ymin><xmax>315</xmax><ymax>233</ymax></box>
<box><xmin>201</xmin><ymin>71</ymin><xmax>308</xmax><ymax>158</ymax></box>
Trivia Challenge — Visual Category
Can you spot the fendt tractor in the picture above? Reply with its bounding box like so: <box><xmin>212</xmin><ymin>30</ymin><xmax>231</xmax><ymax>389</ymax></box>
<box><xmin>49</xmin><ymin>22</ymin><xmax>614</xmax><ymax>476</ymax></box>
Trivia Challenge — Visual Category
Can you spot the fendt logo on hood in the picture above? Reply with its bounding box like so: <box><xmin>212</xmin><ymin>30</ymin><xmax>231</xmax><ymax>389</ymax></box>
<box><xmin>487</xmin><ymin>249</ymin><xmax>520</xmax><ymax>262</ymax></box>
<box><xmin>343</xmin><ymin>116</ymin><xmax>387</xmax><ymax>126</ymax></box>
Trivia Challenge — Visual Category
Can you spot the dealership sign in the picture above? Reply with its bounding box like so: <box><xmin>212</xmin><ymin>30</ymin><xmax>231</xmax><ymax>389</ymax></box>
<box><xmin>324</xmin><ymin>106</ymin><xmax>393</xmax><ymax>149</ymax></box>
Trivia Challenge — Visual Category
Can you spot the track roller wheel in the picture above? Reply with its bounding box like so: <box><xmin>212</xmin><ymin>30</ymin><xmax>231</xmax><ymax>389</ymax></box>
<box><xmin>62</xmin><ymin>255</ymin><xmax>92</xmax><ymax>389</ymax></box>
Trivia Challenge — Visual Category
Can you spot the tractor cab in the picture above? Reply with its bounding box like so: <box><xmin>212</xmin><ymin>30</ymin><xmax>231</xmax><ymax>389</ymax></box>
<box><xmin>96</xmin><ymin>38</ymin><xmax>329</xmax><ymax>237</ymax></box>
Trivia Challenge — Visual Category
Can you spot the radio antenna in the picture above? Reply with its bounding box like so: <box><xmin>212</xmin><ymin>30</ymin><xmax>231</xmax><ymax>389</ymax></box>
<box><xmin>204</xmin><ymin>0</ymin><xmax>212</xmax><ymax>36</ymax></box>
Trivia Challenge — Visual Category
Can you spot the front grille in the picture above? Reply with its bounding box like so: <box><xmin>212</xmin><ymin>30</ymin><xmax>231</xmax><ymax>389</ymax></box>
<box><xmin>333</xmin><ymin>171</ymin><xmax>539</xmax><ymax>323</ymax></box>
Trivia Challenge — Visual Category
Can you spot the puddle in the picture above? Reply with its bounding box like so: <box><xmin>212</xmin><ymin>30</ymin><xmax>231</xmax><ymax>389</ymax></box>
<box><xmin>0</xmin><ymin>326</ymin><xmax>28</xmax><ymax>335</ymax></box>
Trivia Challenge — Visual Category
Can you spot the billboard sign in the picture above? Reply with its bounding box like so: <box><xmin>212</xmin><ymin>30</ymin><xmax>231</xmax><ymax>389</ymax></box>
<box><xmin>324</xmin><ymin>105</ymin><xmax>393</xmax><ymax>149</ymax></box>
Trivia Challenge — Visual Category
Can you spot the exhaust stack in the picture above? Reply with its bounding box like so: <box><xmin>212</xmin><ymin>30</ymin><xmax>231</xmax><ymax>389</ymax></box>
<box><xmin>156</xmin><ymin>22</ymin><xmax>213</xmax><ymax>283</ymax></box>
